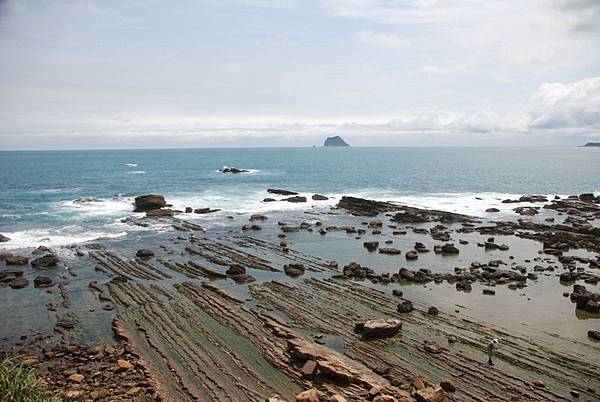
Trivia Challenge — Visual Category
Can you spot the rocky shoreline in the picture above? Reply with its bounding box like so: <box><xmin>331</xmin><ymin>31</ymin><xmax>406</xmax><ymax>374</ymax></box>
<box><xmin>1</xmin><ymin>192</ymin><xmax>599</xmax><ymax>401</ymax></box>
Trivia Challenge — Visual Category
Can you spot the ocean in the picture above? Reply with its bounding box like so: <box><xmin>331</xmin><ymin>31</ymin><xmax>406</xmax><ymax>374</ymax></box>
<box><xmin>1</xmin><ymin>146</ymin><xmax>599</xmax><ymax>249</ymax></box>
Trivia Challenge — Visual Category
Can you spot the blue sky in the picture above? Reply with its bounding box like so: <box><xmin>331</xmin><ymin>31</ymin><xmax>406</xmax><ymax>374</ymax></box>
<box><xmin>1</xmin><ymin>0</ymin><xmax>599</xmax><ymax>149</ymax></box>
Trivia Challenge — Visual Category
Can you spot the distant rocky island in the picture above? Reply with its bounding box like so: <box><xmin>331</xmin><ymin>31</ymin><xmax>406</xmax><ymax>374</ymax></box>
<box><xmin>323</xmin><ymin>136</ymin><xmax>350</xmax><ymax>147</ymax></box>
<box><xmin>581</xmin><ymin>142</ymin><xmax>600</xmax><ymax>147</ymax></box>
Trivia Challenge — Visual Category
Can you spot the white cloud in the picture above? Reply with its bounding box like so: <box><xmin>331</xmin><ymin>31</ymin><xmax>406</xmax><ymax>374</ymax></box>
<box><xmin>529</xmin><ymin>76</ymin><xmax>600</xmax><ymax>130</ymax></box>
<box><xmin>357</xmin><ymin>30</ymin><xmax>412</xmax><ymax>48</ymax></box>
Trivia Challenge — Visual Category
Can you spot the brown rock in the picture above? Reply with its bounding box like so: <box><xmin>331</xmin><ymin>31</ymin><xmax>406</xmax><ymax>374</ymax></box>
<box><xmin>312</xmin><ymin>194</ymin><xmax>329</xmax><ymax>201</ymax></box>
<box><xmin>361</xmin><ymin>319</ymin><xmax>403</xmax><ymax>339</ymax></box>
<box><xmin>9</xmin><ymin>278</ymin><xmax>29</xmax><ymax>289</ymax></box>
<box><xmin>440</xmin><ymin>378</ymin><xmax>455</xmax><ymax>392</ymax></box>
<box><xmin>413</xmin><ymin>387</ymin><xmax>445</xmax><ymax>402</ymax></box>
<box><xmin>301</xmin><ymin>360</ymin><xmax>317</xmax><ymax>378</ymax></box>
<box><xmin>427</xmin><ymin>306</ymin><xmax>439</xmax><ymax>316</ymax></box>
<box><xmin>5</xmin><ymin>256</ymin><xmax>28</xmax><ymax>265</ymax></box>
<box><xmin>31</xmin><ymin>254</ymin><xmax>59</xmax><ymax>268</ymax></box>
<box><xmin>0</xmin><ymin>234</ymin><xmax>11</xmax><ymax>242</ymax></box>
<box><xmin>68</xmin><ymin>373</ymin><xmax>84</xmax><ymax>383</ymax></box>
<box><xmin>373</xmin><ymin>396</ymin><xmax>398</xmax><ymax>402</ymax></box>
<box><xmin>295</xmin><ymin>388</ymin><xmax>324</xmax><ymax>402</ymax></box>
<box><xmin>115</xmin><ymin>359</ymin><xmax>134</xmax><ymax>371</ymax></box>
<box><xmin>532</xmin><ymin>380</ymin><xmax>545</xmax><ymax>388</ymax></box>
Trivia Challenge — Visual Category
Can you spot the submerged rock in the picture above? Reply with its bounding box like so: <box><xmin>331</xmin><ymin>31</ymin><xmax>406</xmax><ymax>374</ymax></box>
<box><xmin>5</xmin><ymin>256</ymin><xmax>29</xmax><ymax>265</ymax></box>
<box><xmin>284</xmin><ymin>263</ymin><xmax>305</xmax><ymax>277</ymax></box>
<box><xmin>136</xmin><ymin>249</ymin><xmax>154</xmax><ymax>258</ymax></box>
<box><xmin>267</xmin><ymin>189</ymin><xmax>298</xmax><ymax>196</ymax></box>
<box><xmin>363</xmin><ymin>241</ymin><xmax>379</xmax><ymax>252</ymax></box>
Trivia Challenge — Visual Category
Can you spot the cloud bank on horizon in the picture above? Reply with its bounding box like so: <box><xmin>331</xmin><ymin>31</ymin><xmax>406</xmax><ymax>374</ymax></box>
<box><xmin>0</xmin><ymin>0</ymin><xmax>599</xmax><ymax>149</ymax></box>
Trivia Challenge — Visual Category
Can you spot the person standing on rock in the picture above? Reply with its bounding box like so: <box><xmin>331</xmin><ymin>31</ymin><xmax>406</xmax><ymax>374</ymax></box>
<box><xmin>487</xmin><ymin>338</ymin><xmax>498</xmax><ymax>365</ymax></box>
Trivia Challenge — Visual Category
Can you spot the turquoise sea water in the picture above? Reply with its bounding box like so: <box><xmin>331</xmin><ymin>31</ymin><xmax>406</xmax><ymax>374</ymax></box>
<box><xmin>1</xmin><ymin>147</ymin><xmax>599</xmax><ymax>248</ymax></box>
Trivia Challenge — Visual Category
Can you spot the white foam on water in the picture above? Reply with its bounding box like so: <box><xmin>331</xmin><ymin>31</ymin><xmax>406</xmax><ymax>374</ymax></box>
<box><xmin>345</xmin><ymin>190</ymin><xmax>565</xmax><ymax>218</ymax></box>
<box><xmin>1</xmin><ymin>226</ymin><xmax>129</xmax><ymax>250</ymax></box>
<box><xmin>125</xmin><ymin>163</ymin><xmax>139</xmax><ymax>167</ymax></box>
<box><xmin>126</xmin><ymin>170</ymin><xmax>146</xmax><ymax>174</ymax></box>
<box><xmin>54</xmin><ymin>196</ymin><xmax>135</xmax><ymax>219</ymax></box>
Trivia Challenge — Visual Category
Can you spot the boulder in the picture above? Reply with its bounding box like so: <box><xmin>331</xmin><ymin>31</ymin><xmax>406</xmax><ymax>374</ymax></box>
<box><xmin>427</xmin><ymin>306</ymin><xmax>439</xmax><ymax>316</ymax></box>
<box><xmin>250</xmin><ymin>214</ymin><xmax>268</xmax><ymax>221</ymax></box>
<box><xmin>194</xmin><ymin>208</ymin><xmax>221</xmax><ymax>214</ymax></box>
<box><xmin>185</xmin><ymin>207</ymin><xmax>193</xmax><ymax>213</ymax></box>
<box><xmin>441</xmin><ymin>244</ymin><xmax>459</xmax><ymax>254</ymax></box>
<box><xmin>263</xmin><ymin>198</ymin><xmax>276</xmax><ymax>202</ymax></box>
<box><xmin>34</xmin><ymin>276</ymin><xmax>55</xmax><ymax>288</ymax></box>
<box><xmin>285</xmin><ymin>196</ymin><xmax>307</xmax><ymax>203</ymax></box>
<box><xmin>513</xmin><ymin>206</ymin><xmax>539</xmax><ymax>216</ymax></box>
<box><xmin>405</xmin><ymin>251</ymin><xmax>418</xmax><ymax>260</ymax></box>
<box><xmin>226</xmin><ymin>264</ymin><xmax>246</xmax><ymax>276</ymax></box>
<box><xmin>5</xmin><ymin>256</ymin><xmax>29</xmax><ymax>265</ymax></box>
<box><xmin>440</xmin><ymin>378</ymin><xmax>455</xmax><ymax>392</ymax></box>
<box><xmin>145</xmin><ymin>209</ymin><xmax>176</xmax><ymax>217</ymax></box>
<box><xmin>423</xmin><ymin>341</ymin><xmax>442</xmax><ymax>354</ymax></box>
<box><xmin>361</xmin><ymin>319</ymin><xmax>403</xmax><ymax>339</ymax></box>
<box><xmin>588</xmin><ymin>330</ymin><xmax>600</xmax><ymax>340</ymax></box>
<box><xmin>9</xmin><ymin>278</ymin><xmax>29</xmax><ymax>289</ymax></box>
<box><xmin>295</xmin><ymin>388</ymin><xmax>324</xmax><ymax>402</ymax></box>
<box><xmin>397</xmin><ymin>300</ymin><xmax>413</xmax><ymax>313</ymax></box>
<box><xmin>268</xmin><ymin>189</ymin><xmax>298</xmax><ymax>196</ymax></box>
<box><xmin>485</xmin><ymin>208</ymin><xmax>500</xmax><ymax>213</ymax></box>
<box><xmin>31</xmin><ymin>254</ymin><xmax>59</xmax><ymax>268</ymax></box>
<box><xmin>284</xmin><ymin>263</ymin><xmax>305</xmax><ymax>277</ymax></box>
<box><xmin>133</xmin><ymin>194</ymin><xmax>166</xmax><ymax>212</ymax></box>
<box><xmin>136</xmin><ymin>249</ymin><xmax>154</xmax><ymax>258</ymax></box>
<box><xmin>312</xmin><ymin>194</ymin><xmax>329</xmax><ymax>200</ymax></box>
<box><xmin>413</xmin><ymin>387</ymin><xmax>445</xmax><ymax>402</ymax></box>
<box><xmin>369</xmin><ymin>219</ymin><xmax>383</xmax><ymax>228</ymax></box>
<box><xmin>363</xmin><ymin>241</ymin><xmax>379</xmax><ymax>252</ymax></box>
<box><xmin>379</xmin><ymin>247</ymin><xmax>401</xmax><ymax>255</ymax></box>
<box><xmin>300</xmin><ymin>360</ymin><xmax>318</xmax><ymax>378</ymax></box>
<box><xmin>0</xmin><ymin>234</ymin><xmax>10</xmax><ymax>242</ymax></box>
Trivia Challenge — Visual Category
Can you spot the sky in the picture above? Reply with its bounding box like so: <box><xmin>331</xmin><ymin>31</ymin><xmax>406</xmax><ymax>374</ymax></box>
<box><xmin>0</xmin><ymin>0</ymin><xmax>599</xmax><ymax>149</ymax></box>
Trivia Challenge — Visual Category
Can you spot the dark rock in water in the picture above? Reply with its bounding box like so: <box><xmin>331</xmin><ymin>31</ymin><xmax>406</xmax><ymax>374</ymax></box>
<box><xmin>360</xmin><ymin>319</ymin><xmax>402</xmax><ymax>339</ymax></box>
<box><xmin>220</xmin><ymin>166</ymin><xmax>250</xmax><ymax>173</ymax></box>
<box><xmin>312</xmin><ymin>194</ymin><xmax>329</xmax><ymax>200</ymax></box>
<box><xmin>397</xmin><ymin>300</ymin><xmax>413</xmax><ymax>313</ymax></box>
<box><xmin>73</xmin><ymin>197</ymin><xmax>103</xmax><ymax>204</ymax></box>
<box><xmin>323</xmin><ymin>135</ymin><xmax>350</xmax><ymax>147</ymax></box>
<box><xmin>405</xmin><ymin>251</ymin><xmax>418</xmax><ymax>260</ymax></box>
<box><xmin>194</xmin><ymin>208</ymin><xmax>221</xmax><ymax>214</ymax></box>
<box><xmin>263</xmin><ymin>198</ymin><xmax>276</xmax><ymax>202</ymax></box>
<box><xmin>485</xmin><ymin>208</ymin><xmax>500</xmax><ymax>213</ymax></box>
<box><xmin>5</xmin><ymin>256</ymin><xmax>29</xmax><ymax>265</ymax></box>
<box><xmin>284</xmin><ymin>263</ymin><xmax>305</xmax><ymax>277</ymax></box>
<box><xmin>363</xmin><ymin>241</ymin><xmax>379</xmax><ymax>252</ymax></box>
<box><xmin>284</xmin><ymin>196</ymin><xmax>307</xmax><ymax>203</ymax></box>
<box><xmin>145</xmin><ymin>208</ymin><xmax>176</xmax><ymax>217</ymax></box>
<box><xmin>588</xmin><ymin>330</ymin><xmax>600</xmax><ymax>340</ymax></box>
<box><xmin>9</xmin><ymin>278</ymin><xmax>29</xmax><ymax>289</ymax></box>
<box><xmin>31</xmin><ymin>254</ymin><xmax>59</xmax><ymax>268</ymax></box>
<box><xmin>427</xmin><ymin>306</ymin><xmax>439</xmax><ymax>316</ymax></box>
<box><xmin>250</xmin><ymin>214</ymin><xmax>268</xmax><ymax>221</ymax></box>
<box><xmin>379</xmin><ymin>247</ymin><xmax>401</xmax><ymax>255</ymax></box>
<box><xmin>337</xmin><ymin>196</ymin><xmax>397</xmax><ymax>217</ymax></box>
<box><xmin>185</xmin><ymin>207</ymin><xmax>193</xmax><ymax>213</ymax></box>
<box><xmin>267</xmin><ymin>189</ymin><xmax>298</xmax><ymax>196</ymax></box>
<box><xmin>482</xmin><ymin>289</ymin><xmax>496</xmax><ymax>295</ymax></box>
<box><xmin>136</xmin><ymin>249</ymin><xmax>154</xmax><ymax>258</ymax></box>
<box><xmin>581</xmin><ymin>142</ymin><xmax>600</xmax><ymax>147</ymax></box>
<box><xmin>34</xmin><ymin>276</ymin><xmax>55</xmax><ymax>288</ymax></box>
<box><xmin>133</xmin><ymin>194</ymin><xmax>166</xmax><ymax>212</ymax></box>
<box><xmin>32</xmin><ymin>245</ymin><xmax>50</xmax><ymax>254</ymax></box>
<box><xmin>0</xmin><ymin>234</ymin><xmax>11</xmax><ymax>242</ymax></box>
<box><xmin>441</xmin><ymin>244</ymin><xmax>459</xmax><ymax>254</ymax></box>
<box><xmin>392</xmin><ymin>289</ymin><xmax>403</xmax><ymax>297</ymax></box>
<box><xmin>513</xmin><ymin>206</ymin><xmax>540</xmax><ymax>216</ymax></box>
<box><xmin>226</xmin><ymin>264</ymin><xmax>246</xmax><ymax>276</ymax></box>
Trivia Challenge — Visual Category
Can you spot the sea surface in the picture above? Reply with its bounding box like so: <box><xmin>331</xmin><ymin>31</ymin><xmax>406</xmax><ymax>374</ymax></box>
<box><xmin>1</xmin><ymin>147</ymin><xmax>599</xmax><ymax>249</ymax></box>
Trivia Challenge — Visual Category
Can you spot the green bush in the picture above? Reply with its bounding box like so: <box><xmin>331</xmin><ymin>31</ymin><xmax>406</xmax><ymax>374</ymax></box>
<box><xmin>0</xmin><ymin>357</ymin><xmax>62</xmax><ymax>402</ymax></box>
